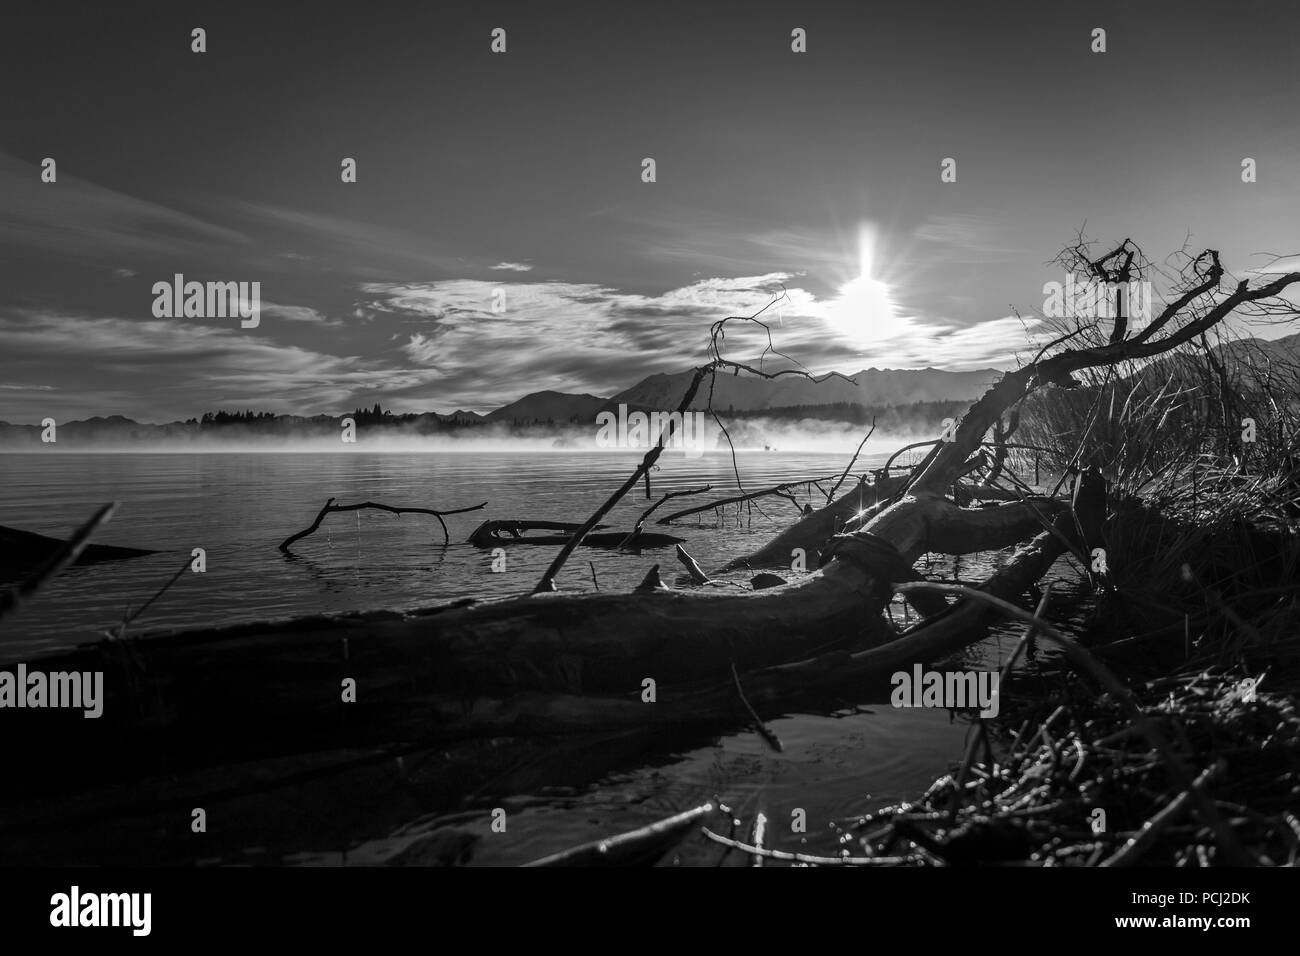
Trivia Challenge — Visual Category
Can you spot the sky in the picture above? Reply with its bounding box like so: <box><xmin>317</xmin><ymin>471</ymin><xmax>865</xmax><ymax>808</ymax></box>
<box><xmin>1</xmin><ymin>0</ymin><xmax>1298</xmax><ymax>423</ymax></box>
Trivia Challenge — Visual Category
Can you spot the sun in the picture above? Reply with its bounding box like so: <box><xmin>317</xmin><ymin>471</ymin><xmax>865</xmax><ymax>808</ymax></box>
<box><xmin>824</xmin><ymin>223</ymin><xmax>910</xmax><ymax>350</ymax></box>
<box><xmin>857</xmin><ymin>220</ymin><xmax>879</xmax><ymax>280</ymax></box>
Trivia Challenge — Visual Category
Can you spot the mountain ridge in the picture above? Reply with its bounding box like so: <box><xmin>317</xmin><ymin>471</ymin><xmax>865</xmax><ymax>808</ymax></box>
<box><xmin>5</xmin><ymin>334</ymin><xmax>1295</xmax><ymax>437</ymax></box>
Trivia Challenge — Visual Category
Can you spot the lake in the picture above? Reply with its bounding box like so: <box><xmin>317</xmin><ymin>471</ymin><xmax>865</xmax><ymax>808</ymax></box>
<box><xmin>0</xmin><ymin>449</ymin><xmax>1081</xmax><ymax>865</ymax></box>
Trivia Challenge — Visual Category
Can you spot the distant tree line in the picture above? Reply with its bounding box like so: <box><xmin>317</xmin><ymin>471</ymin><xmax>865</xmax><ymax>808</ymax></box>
<box><xmin>349</xmin><ymin>403</ymin><xmax>394</xmax><ymax>426</ymax></box>
<box><xmin>199</xmin><ymin>409</ymin><xmax>279</xmax><ymax>426</ymax></box>
<box><xmin>194</xmin><ymin>403</ymin><xmax>482</xmax><ymax>432</ymax></box>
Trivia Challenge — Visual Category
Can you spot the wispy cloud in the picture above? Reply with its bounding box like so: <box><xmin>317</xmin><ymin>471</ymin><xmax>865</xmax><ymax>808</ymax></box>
<box><xmin>228</xmin><ymin>201</ymin><xmax>469</xmax><ymax>277</ymax></box>
<box><xmin>490</xmin><ymin>261</ymin><xmax>533</xmax><ymax>272</ymax></box>
<box><xmin>0</xmin><ymin>152</ymin><xmax>249</xmax><ymax>262</ymax></box>
<box><xmin>0</xmin><ymin>309</ymin><xmax>438</xmax><ymax>422</ymax></box>
<box><xmin>261</xmin><ymin>302</ymin><xmax>343</xmax><ymax>327</ymax></box>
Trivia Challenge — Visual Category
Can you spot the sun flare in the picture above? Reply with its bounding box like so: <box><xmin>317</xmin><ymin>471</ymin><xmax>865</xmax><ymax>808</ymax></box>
<box><xmin>825</xmin><ymin>222</ymin><xmax>908</xmax><ymax>349</ymax></box>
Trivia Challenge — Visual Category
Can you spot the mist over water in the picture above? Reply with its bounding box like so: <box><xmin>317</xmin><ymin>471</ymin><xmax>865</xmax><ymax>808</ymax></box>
<box><xmin>2</xmin><ymin>420</ymin><xmax>935</xmax><ymax>457</ymax></box>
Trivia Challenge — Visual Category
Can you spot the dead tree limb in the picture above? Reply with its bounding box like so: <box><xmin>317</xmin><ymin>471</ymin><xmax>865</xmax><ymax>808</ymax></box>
<box><xmin>826</xmin><ymin>419</ymin><xmax>876</xmax><ymax>503</ymax></box>
<box><xmin>732</xmin><ymin>661</ymin><xmax>783</xmax><ymax>752</ymax></box>
<box><xmin>618</xmin><ymin>485</ymin><xmax>711</xmax><ymax>550</ymax></box>
<box><xmin>278</xmin><ymin>499</ymin><xmax>488</xmax><ymax>553</ymax></box>
<box><xmin>533</xmin><ymin>370</ymin><xmax>710</xmax><ymax>591</ymax></box>
<box><xmin>469</xmin><ymin>520</ymin><xmax>607</xmax><ymax>546</ymax></box>
<box><xmin>981</xmin><ymin>409</ymin><xmax>1019</xmax><ymax>486</ymax></box>
<box><xmin>675</xmin><ymin>544</ymin><xmax>711</xmax><ymax>585</ymax></box>
<box><xmin>523</xmin><ymin>803</ymin><xmax>716</xmax><ymax>867</ymax></box>
<box><xmin>110</xmin><ymin>556</ymin><xmax>193</xmax><ymax>639</ymax></box>
<box><xmin>656</xmin><ymin>475</ymin><xmax>840</xmax><ymax>525</ymax></box>
<box><xmin>910</xmin><ymin>263</ymin><xmax>1300</xmax><ymax>500</ymax></box>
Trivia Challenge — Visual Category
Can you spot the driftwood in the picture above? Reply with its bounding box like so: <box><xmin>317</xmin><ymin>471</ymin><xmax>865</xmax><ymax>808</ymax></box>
<box><xmin>674</xmin><ymin>544</ymin><xmax>711</xmax><ymax>584</ymax></box>
<box><xmin>825</xmin><ymin>419</ymin><xmax>876</xmax><ymax>502</ymax></box>
<box><xmin>469</xmin><ymin>520</ymin><xmax>604</xmax><ymax>546</ymax></box>
<box><xmin>0</xmin><ymin>514</ymin><xmax>155</xmax><ymax>579</ymax></box>
<box><xmin>524</xmin><ymin>803</ymin><xmax>716</xmax><ymax>866</ymax></box>
<box><xmin>368</xmin><ymin>512</ymin><xmax>1083</xmax><ymax>742</ymax></box>
<box><xmin>617</xmin><ymin>485</ymin><xmax>711</xmax><ymax>550</ymax></box>
<box><xmin>655</xmin><ymin>474</ymin><xmax>841</xmax><ymax>525</ymax></box>
<box><xmin>717</xmin><ymin>476</ymin><xmax>1062</xmax><ymax>574</ymax></box>
<box><xmin>278</xmin><ymin>498</ymin><xmax>487</xmax><ymax>553</ymax></box>
<box><xmin>713</xmin><ymin>473</ymin><xmax>909</xmax><ymax>571</ymax></box>
<box><xmin>467</xmin><ymin>520</ymin><xmax>684</xmax><ymax>550</ymax></box>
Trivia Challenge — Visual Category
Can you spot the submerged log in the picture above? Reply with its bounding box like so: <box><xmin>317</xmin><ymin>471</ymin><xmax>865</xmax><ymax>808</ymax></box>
<box><xmin>0</xmin><ymin>522</ymin><xmax>156</xmax><ymax>576</ymax></box>
<box><xmin>468</xmin><ymin>520</ymin><xmax>683</xmax><ymax>550</ymax></box>
<box><xmin>1</xmin><ymin>505</ymin><xmax>128</xmax><ymax>621</ymax></box>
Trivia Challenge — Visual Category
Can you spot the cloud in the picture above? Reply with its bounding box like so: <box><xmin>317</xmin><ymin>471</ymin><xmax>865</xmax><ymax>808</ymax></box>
<box><xmin>260</xmin><ymin>302</ymin><xmax>343</xmax><ymax>327</ymax></box>
<box><xmin>229</xmin><ymin>201</ymin><xmax>469</xmax><ymax>277</ymax></box>
<box><xmin>363</xmin><ymin>272</ymin><xmax>1040</xmax><ymax>409</ymax></box>
<box><xmin>490</xmin><ymin>261</ymin><xmax>534</xmax><ymax>272</ymax></box>
<box><xmin>0</xmin><ymin>309</ymin><xmax>439</xmax><ymax>421</ymax></box>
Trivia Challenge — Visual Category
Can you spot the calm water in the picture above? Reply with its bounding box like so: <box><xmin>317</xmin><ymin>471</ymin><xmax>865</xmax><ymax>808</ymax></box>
<box><xmin>0</xmin><ymin>450</ymin><xmax>1079</xmax><ymax>865</ymax></box>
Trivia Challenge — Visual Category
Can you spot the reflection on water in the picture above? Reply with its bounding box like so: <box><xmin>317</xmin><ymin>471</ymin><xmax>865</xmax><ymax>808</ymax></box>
<box><xmin>0</xmin><ymin>451</ymin><xmax>1086</xmax><ymax>865</ymax></box>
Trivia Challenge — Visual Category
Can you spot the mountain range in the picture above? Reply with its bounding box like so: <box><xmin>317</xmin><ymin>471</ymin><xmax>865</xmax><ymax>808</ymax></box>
<box><xmin>490</xmin><ymin>366</ymin><xmax>1002</xmax><ymax>425</ymax></box>
<box><xmin>609</xmin><ymin>366</ymin><xmax>1002</xmax><ymax>413</ymax></box>
<box><xmin>3</xmin><ymin>333</ymin><xmax>1296</xmax><ymax>442</ymax></box>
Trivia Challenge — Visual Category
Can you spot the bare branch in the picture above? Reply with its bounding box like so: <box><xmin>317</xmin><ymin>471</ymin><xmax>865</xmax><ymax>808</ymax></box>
<box><xmin>278</xmin><ymin>499</ymin><xmax>488</xmax><ymax>553</ymax></box>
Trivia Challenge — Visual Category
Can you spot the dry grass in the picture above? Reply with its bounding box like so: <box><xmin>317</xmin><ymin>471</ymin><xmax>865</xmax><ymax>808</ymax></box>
<box><xmin>845</xmin><ymin>670</ymin><xmax>1300</xmax><ymax>866</ymax></box>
